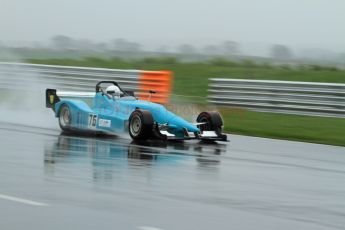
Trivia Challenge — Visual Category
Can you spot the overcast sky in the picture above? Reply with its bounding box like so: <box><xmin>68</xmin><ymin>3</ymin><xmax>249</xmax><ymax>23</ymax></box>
<box><xmin>1</xmin><ymin>0</ymin><xmax>344</xmax><ymax>53</ymax></box>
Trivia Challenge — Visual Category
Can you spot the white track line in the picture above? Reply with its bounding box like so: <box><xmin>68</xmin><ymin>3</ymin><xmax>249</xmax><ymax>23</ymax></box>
<box><xmin>138</xmin><ymin>227</ymin><xmax>164</xmax><ymax>230</ymax></box>
<box><xmin>0</xmin><ymin>194</ymin><xmax>48</xmax><ymax>206</ymax></box>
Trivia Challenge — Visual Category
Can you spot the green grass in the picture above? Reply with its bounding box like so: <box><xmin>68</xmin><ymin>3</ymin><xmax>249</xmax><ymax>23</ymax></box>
<box><xmin>27</xmin><ymin>57</ymin><xmax>345</xmax><ymax>100</ymax></box>
<box><xmin>27</xmin><ymin>57</ymin><xmax>345</xmax><ymax>146</ymax></box>
<box><xmin>220</xmin><ymin>109</ymin><xmax>345</xmax><ymax>146</ymax></box>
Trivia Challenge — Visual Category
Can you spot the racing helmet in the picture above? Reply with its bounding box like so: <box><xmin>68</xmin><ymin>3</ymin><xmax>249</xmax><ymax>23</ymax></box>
<box><xmin>105</xmin><ymin>85</ymin><xmax>121</xmax><ymax>99</ymax></box>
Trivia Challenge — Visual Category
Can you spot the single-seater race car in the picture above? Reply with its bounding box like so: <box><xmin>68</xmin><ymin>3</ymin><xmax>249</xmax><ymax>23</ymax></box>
<box><xmin>46</xmin><ymin>81</ymin><xmax>227</xmax><ymax>142</ymax></box>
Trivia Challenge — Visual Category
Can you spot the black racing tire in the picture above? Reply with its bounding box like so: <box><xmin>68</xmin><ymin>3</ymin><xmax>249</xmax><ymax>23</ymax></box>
<box><xmin>128</xmin><ymin>109</ymin><xmax>154</xmax><ymax>140</ymax></box>
<box><xmin>59</xmin><ymin>104</ymin><xmax>72</xmax><ymax>132</ymax></box>
<box><xmin>196</xmin><ymin>111</ymin><xmax>223</xmax><ymax>134</ymax></box>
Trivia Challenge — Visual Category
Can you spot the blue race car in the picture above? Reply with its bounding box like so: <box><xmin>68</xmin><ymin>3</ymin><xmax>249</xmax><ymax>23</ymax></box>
<box><xmin>46</xmin><ymin>81</ymin><xmax>227</xmax><ymax>142</ymax></box>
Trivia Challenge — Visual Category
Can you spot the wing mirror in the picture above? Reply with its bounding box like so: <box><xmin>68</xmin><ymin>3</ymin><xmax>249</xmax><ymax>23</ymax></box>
<box><xmin>148</xmin><ymin>90</ymin><xmax>156</xmax><ymax>101</ymax></box>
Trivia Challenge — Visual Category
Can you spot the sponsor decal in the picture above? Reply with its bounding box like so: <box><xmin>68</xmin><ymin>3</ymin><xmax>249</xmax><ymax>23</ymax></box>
<box><xmin>99</xmin><ymin>119</ymin><xmax>111</xmax><ymax>128</ymax></box>
<box><xmin>49</xmin><ymin>95</ymin><xmax>54</xmax><ymax>104</ymax></box>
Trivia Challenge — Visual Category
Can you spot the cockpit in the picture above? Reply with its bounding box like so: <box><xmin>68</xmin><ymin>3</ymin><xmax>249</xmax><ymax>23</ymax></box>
<box><xmin>96</xmin><ymin>81</ymin><xmax>136</xmax><ymax>100</ymax></box>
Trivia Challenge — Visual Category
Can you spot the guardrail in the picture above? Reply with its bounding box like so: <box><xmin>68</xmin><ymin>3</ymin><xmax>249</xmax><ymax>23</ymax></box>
<box><xmin>0</xmin><ymin>62</ymin><xmax>172</xmax><ymax>104</ymax></box>
<box><xmin>208</xmin><ymin>78</ymin><xmax>345</xmax><ymax>118</ymax></box>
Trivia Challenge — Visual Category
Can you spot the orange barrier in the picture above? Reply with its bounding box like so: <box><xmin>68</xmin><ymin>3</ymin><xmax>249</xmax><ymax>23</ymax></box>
<box><xmin>138</xmin><ymin>70</ymin><xmax>173</xmax><ymax>104</ymax></box>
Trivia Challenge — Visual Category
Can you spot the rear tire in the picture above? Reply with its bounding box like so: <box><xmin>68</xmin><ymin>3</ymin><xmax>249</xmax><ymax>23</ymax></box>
<box><xmin>196</xmin><ymin>111</ymin><xmax>223</xmax><ymax>134</ymax></box>
<box><xmin>59</xmin><ymin>104</ymin><xmax>72</xmax><ymax>132</ymax></box>
<box><xmin>128</xmin><ymin>109</ymin><xmax>154</xmax><ymax>140</ymax></box>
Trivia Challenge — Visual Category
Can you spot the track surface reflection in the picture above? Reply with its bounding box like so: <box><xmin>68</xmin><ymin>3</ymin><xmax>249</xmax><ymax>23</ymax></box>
<box><xmin>0</xmin><ymin>122</ymin><xmax>344</xmax><ymax>230</ymax></box>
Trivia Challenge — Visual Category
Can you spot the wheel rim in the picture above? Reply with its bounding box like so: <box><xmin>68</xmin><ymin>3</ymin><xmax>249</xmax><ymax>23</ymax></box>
<box><xmin>130</xmin><ymin>115</ymin><xmax>142</xmax><ymax>136</ymax></box>
<box><xmin>59</xmin><ymin>107</ymin><xmax>71</xmax><ymax>127</ymax></box>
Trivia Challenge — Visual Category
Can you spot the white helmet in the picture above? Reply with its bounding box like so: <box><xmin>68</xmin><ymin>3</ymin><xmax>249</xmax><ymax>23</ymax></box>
<box><xmin>106</xmin><ymin>85</ymin><xmax>121</xmax><ymax>98</ymax></box>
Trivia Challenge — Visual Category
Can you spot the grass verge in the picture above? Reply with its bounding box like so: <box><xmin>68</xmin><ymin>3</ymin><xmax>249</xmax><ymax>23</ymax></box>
<box><xmin>27</xmin><ymin>57</ymin><xmax>345</xmax><ymax>101</ymax></box>
<box><xmin>221</xmin><ymin>108</ymin><xmax>345</xmax><ymax>147</ymax></box>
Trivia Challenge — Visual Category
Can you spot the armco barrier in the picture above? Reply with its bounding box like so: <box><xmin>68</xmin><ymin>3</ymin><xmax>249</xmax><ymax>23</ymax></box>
<box><xmin>208</xmin><ymin>78</ymin><xmax>345</xmax><ymax>118</ymax></box>
<box><xmin>0</xmin><ymin>62</ymin><xmax>172</xmax><ymax>104</ymax></box>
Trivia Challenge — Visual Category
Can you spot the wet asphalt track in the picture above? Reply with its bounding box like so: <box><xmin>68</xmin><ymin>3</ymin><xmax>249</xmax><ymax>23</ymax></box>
<box><xmin>0</xmin><ymin>121</ymin><xmax>344</xmax><ymax>230</ymax></box>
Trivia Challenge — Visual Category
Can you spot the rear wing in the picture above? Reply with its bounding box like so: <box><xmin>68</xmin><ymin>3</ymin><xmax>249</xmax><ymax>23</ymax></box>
<box><xmin>46</xmin><ymin>89</ymin><xmax>60</xmax><ymax>111</ymax></box>
<box><xmin>45</xmin><ymin>86</ymin><xmax>153</xmax><ymax>111</ymax></box>
<box><xmin>46</xmin><ymin>89</ymin><xmax>95</xmax><ymax>111</ymax></box>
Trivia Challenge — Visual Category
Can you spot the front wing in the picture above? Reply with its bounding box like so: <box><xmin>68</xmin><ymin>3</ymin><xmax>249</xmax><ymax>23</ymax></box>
<box><xmin>152</xmin><ymin>124</ymin><xmax>228</xmax><ymax>142</ymax></box>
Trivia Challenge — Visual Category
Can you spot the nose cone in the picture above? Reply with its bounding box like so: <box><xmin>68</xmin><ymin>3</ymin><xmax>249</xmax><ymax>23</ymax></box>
<box><xmin>167</xmin><ymin>112</ymin><xmax>200</xmax><ymax>132</ymax></box>
<box><xmin>126</xmin><ymin>99</ymin><xmax>200</xmax><ymax>132</ymax></box>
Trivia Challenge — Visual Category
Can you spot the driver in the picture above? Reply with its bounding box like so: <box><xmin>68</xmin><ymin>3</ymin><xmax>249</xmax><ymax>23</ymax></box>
<box><xmin>105</xmin><ymin>85</ymin><xmax>121</xmax><ymax>99</ymax></box>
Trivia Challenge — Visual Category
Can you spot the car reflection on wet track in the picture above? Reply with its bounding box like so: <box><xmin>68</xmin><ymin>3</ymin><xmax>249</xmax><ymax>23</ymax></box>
<box><xmin>44</xmin><ymin>133</ymin><xmax>225</xmax><ymax>182</ymax></box>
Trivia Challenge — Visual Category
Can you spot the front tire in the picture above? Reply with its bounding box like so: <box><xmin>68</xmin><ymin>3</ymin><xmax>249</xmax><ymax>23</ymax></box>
<box><xmin>128</xmin><ymin>109</ymin><xmax>154</xmax><ymax>140</ymax></box>
<box><xmin>59</xmin><ymin>104</ymin><xmax>72</xmax><ymax>132</ymax></box>
<box><xmin>196</xmin><ymin>111</ymin><xmax>223</xmax><ymax>134</ymax></box>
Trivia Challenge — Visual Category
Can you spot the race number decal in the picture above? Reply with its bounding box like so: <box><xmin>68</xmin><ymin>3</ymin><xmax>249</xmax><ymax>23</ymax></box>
<box><xmin>88</xmin><ymin>114</ymin><xmax>97</xmax><ymax>128</ymax></box>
